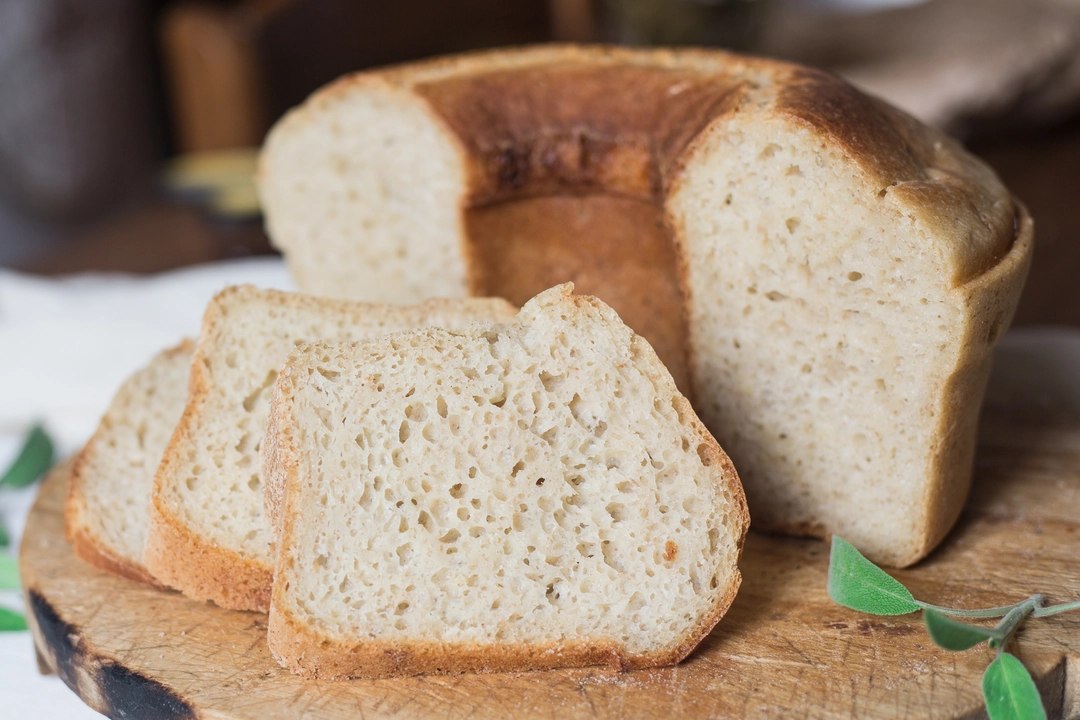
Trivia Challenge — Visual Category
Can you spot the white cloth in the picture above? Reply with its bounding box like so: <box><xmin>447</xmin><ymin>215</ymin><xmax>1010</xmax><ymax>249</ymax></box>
<box><xmin>0</xmin><ymin>257</ymin><xmax>292</xmax><ymax>719</ymax></box>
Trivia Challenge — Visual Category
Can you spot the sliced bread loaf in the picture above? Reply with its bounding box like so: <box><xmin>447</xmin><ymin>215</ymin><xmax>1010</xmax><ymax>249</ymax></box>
<box><xmin>143</xmin><ymin>286</ymin><xmax>517</xmax><ymax>612</ymax></box>
<box><xmin>259</xmin><ymin>45</ymin><xmax>1033</xmax><ymax>567</ymax></box>
<box><xmin>263</xmin><ymin>284</ymin><xmax>749</xmax><ymax>679</ymax></box>
<box><xmin>65</xmin><ymin>340</ymin><xmax>194</xmax><ymax>586</ymax></box>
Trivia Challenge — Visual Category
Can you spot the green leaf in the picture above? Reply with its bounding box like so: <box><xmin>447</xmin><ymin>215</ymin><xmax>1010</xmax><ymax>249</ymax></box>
<box><xmin>983</xmin><ymin>653</ymin><xmax>1047</xmax><ymax>720</ymax></box>
<box><xmin>0</xmin><ymin>424</ymin><xmax>54</xmax><ymax>488</ymax></box>
<box><xmin>924</xmin><ymin>609</ymin><xmax>1004</xmax><ymax>651</ymax></box>
<box><xmin>0</xmin><ymin>554</ymin><xmax>18</xmax><ymax>590</ymax></box>
<box><xmin>0</xmin><ymin>517</ymin><xmax>8</xmax><ymax>547</ymax></box>
<box><xmin>827</xmin><ymin>536</ymin><xmax>920</xmax><ymax>615</ymax></box>
<box><xmin>0</xmin><ymin>607</ymin><xmax>27</xmax><ymax>632</ymax></box>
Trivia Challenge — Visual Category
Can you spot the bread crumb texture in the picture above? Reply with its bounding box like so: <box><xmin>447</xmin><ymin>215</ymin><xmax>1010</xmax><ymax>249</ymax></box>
<box><xmin>145</xmin><ymin>286</ymin><xmax>515</xmax><ymax>609</ymax></box>
<box><xmin>67</xmin><ymin>341</ymin><xmax>193</xmax><ymax>584</ymax></box>
<box><xmin>268</xmin><ymin>285</ymin><xmax>747</xmax><ymax>677</ymax></box>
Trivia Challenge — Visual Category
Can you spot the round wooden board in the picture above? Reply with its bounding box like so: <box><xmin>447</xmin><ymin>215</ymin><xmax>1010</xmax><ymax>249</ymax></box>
<box><xmin>21</xmin><ymin>416</ymin><xmax>1080</xmax><ymax>719</ymax></box>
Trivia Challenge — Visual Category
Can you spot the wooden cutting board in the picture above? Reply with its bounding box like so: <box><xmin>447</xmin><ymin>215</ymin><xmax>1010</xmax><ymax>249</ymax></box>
<box><xmin>20</xmin><ymin>414</ymin><xmax>1080</xmax><ymax>719</ymax></box>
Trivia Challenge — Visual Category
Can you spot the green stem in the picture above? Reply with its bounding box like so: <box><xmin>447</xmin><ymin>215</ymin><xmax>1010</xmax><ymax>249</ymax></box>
<box><xmin>991</xmin><ymin>598</ymin><xmax>1039</xmax><ymax>656</ymax></box>
<box><xmin>914</xmin><ymin>600</ymin><xmax>1025</xmax><ymax>619</ymax></box>
<box><xmin>1032</xmin><ymin>600</ymin><xmax>1080</xmax><ymax>618</ymax></box>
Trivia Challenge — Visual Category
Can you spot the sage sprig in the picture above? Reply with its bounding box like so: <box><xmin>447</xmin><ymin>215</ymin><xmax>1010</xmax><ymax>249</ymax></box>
<box><xmin>0</xmin><ymin>424</ymin><xmax>54</xmax><ymax>489</ymax></box>
<box><xmin>0</xmin><ymin>423</ymin><xmax>54</xmax><ymax>632</ymax></box>
<box><xmin>0</xmin><ymin>607</ymin><xmax>27</xmax><ymax>632</ymax></box>
<box><xmin>828</xmin><ymin>537</ymin><xmax>1077</xmax><ymax>720</ymax></box>
<box><xmin>0</xmin><ymin>552</ymin><xmax>25</xmax><ymax>633</ymax></box>
<box><xmin>0</xmin><ymin>553</ymin><xmax>24</xmax><ymax>632</ymax></box>
<box><xmin>984</xmin><ymin>653</ymin><xmax>1047</xmax><ymax>720</ymax></box>
<box><xmin>0</xmin><ymin>553</ymin><xmax>20</xmax><ymax>590</ymax></box>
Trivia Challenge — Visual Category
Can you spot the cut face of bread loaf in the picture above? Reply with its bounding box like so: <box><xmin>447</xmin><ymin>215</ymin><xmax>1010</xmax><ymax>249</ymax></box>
<box><xmin>65</xmin><ymin>341</ymin><xmax>194</xmax><ymax>587</ymax></box>
<box><xmin>144</xmin><ymin>286</ymin><xmax>517</xmax><ymax>612</ymax></box>
<box><xmin>258</xmin><ymin>45</ymin><xmax>1034</xmax><ymax>566</ymax></box>
<box><xmin>668</xmin><ymin>110</ymin><xmax>1031</xmax><ymax>567</ymax></box>
<box><xmin>263</xmin><ymin>284</ymin><xmax>748</xmax><ymax>680</ymax></box>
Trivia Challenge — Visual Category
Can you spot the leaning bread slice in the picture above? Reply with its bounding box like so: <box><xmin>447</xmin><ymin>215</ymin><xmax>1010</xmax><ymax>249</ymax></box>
<box><xmin>263</xmin><ymin>283</ymin><xmax>749</xmax><ymax>679</ymax></box>
<box><xmin>144</xmin><ymin>286</ymin><xmax>517</xmax><ymax>612</ymax></box>
<box><xmin>65</xmin><ymin>340</ymin><xmax>194</xmax><ymax>586</ymax></box>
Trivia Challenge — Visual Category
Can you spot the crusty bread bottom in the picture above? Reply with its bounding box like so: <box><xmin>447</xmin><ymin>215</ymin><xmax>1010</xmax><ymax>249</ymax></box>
<box><xmin>143</xmin><ymin>503</ymin><xmax>272</xmax><ymax>612</ymax></box>
<box><xmin>267</xmin><ymin>576</ymin><xmax>742</xmax><ymax>679</ymax></box>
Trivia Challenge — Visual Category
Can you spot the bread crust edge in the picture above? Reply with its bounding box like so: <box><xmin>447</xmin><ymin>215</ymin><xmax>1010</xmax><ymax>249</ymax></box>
<box><xmin>65</xmin><ymin>452</ymin><xmax>167</xmax><ymax>589</ymax></box>
<box><xmin>143</xmin><ymin>302</ymin><xmax>273</xmax><ymax>613</ymax></box>
<box><xmin>143</xmin><ymin>493</ymin><xmax>272</xmax><ymax>612</ymax></box>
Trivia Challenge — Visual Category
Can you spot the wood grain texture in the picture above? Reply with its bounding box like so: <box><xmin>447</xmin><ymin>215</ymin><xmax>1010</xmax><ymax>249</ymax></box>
<box><xmin>21</xmin><ymin>415</ymin><xmax>1080</xmax><ymax>719</ymax></box>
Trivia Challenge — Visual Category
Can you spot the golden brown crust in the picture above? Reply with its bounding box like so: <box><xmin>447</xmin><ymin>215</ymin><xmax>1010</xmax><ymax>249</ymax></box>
<box><xmin>270</xmin><ymin>604</ymin><xmax>699</xmax><ymax>680</ymax></box>
<box><xmin>413</xmin><ymin>62</ymin><xmax>746</xmax><ymax>206</ymax></box>
<box><xmin>261</xmin><ymin>364</ymin><xmax>299</xmax><ymax>539</ymax></box>
<box><xmin>267</xmin><ymin>284</ymin><xmax>749</xmax><ymax>680</ymax></box>
<box><xmin>143</xmin><ymin>304</ymin><xmax>274</xmax><ymax>613</ymax></box>
<box><xmin>774</xmin><ymin>68</ymin><xmax>1016</xmax><ymax>286</ymax></box>
<box><xmin>909</xmin><ymin>203</ymin><xmax>1035</xmax><ymax>568</ymax></box>
<box><xmin>64</xmin><ymin>441</ymin><xmax>95</xmax><ymax>546</ymax></box>
<box><xmin>143</xmin><ymin>492</ymin><xmax>272</xmax><ymax>613</ymax></box>
<box><xmin>68</xmin><ymin>525</ymin><xmax>165</xmax><ymax>589</ymax></box>
<box><xmin>658</xmin><ymin>394</ymin><xmax>748</xmax><ymax>665</ymax></box>
<box><xmin>64</xmin><ymin>340</ymin><xmax>195</xmax><ymax>589</ymax></box>
<box><xmin>465</xmin><ymin>196</ymin><xmax>692</xmax><ymax>393</ymax></box>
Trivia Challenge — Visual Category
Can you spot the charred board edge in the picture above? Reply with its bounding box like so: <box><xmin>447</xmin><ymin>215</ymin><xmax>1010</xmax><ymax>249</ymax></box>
<box><xmin>28</xmin><ymin>589</ymin><xmax>197</xmax><ymax>720</ymax></box>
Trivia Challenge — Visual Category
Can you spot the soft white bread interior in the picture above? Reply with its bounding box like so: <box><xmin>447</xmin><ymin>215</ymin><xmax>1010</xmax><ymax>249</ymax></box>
<box><xmin>669</xmin><ymin>98</ymin><xmax>1033</xmax><ymax>566</ymax></box>
<box><xmin>258</xmin><ymin>46</ymin><xmax>1033</xmax><ymax>566</ymax></box>
<box><xmin>66</xmin><ymin>340</ymin><xmax>194</xmax><ymax>586</ymax></box>
<box><xmin>263</xmin><ymin>284</ymin><xmax>749</xmax><ymax>679</ymax></box>
<box><xmin>143</xmin><ymin>286</ymin><xmax>517</xmax><ymax>612</ymax></box>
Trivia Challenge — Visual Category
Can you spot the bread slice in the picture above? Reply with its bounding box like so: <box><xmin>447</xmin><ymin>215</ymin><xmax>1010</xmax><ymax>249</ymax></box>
<box><xmin>143</xmin><ymin>286</ymin><xmax>517</xmax><ymax>612</ymax></box>
<box><xmin>65</xmin><ymin>340</ymin><xmax>194</xmax><ymax>587</ymax></box>
<box><xmin>263</xmin><ymin>284</ymin><xmax>749</xmax><ymax>679</ymax></box>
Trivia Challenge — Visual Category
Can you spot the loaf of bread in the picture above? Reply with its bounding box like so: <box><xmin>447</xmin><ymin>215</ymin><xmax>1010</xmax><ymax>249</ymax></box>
<box><xmin>262</xmin><ymin>284</ymin><xmax>748</xmax><ymax>679</ymax></box>
<box><xmin>65</xmin><ymin>341</ymin><xmax>194</xmax><ymax>587</ymax></box>
<box><xmin>258</xmin><ymin>45</ymin><xmax>1034</xmax><ymax>566</ymax></box>
<box><xmin>143</xmin><ymin>286</ymin><xmax>517</xmax><ymax>612</ymax></box>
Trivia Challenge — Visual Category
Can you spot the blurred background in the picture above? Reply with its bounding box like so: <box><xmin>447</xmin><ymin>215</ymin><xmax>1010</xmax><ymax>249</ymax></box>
<box><xmin>1</xmin><ymin>0</ymin><xmax>1079</xmax><ymax>326</ymax></box>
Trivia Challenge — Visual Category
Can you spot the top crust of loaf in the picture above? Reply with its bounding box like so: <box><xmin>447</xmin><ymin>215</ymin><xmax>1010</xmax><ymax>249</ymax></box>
<box><xmin>264</xmin><ymin>44</ymin><xmax>1017</xmax><ymax>288</ymax></box>
<box><xmin>263</xmin><ymin>284</ymin><xmax>749</xmax><ymax>679</ymax></box>
<box><xmin>144</xmin><ymin>286</ymin><xmax>518</xmax><ymax>612</ymax></box>
<box><xmin>65</xmin><ymin>340</ymin><xmax>195</xmax><ymax>587</ymax></box>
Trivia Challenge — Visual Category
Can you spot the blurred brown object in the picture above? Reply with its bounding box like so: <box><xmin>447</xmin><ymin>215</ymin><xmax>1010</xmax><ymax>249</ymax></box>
<box><xmin>26</xmin><ymin>201</ymin><xmax>271</xmax><ymax>276</ymax></box>
<box><xmin>0</xmin><ymin>0</ymin><xmax>159</xmax><ymax>219</ymax></box>
<box><xmin>972</xmin><ymin>120</ymin><xmax>1080</xmax><ymax>329</ymax></box>
<box><xmin>160</xmin><ymin>2</ymin><xmax>280</xmax><ymax>152</ymax></box>
<box><xmin>160</xmin><ymin>0</ymin><xmax>551</xmax><ymax>153</ymax></box>
<box><xmin>764</xmin><ymin>0</ymin><xmax>1080</xmax><ymax>138</ymax></box>
<box><xmin>599</xmin><ymin>0</ymin><xmax>768</xmax><ymax>49</ymax></box>
<box><xmin>550</xmin><ymin>0</ymin><xmax>597</xmax><ymax>42</ymax></box>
